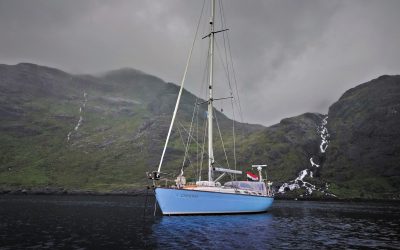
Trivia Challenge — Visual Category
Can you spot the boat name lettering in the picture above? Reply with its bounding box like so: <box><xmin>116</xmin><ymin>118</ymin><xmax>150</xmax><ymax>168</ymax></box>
<box><xmin>179</xmin><ymin>194</ymin><xmax>198</xmax><ymax>198</ymax></box>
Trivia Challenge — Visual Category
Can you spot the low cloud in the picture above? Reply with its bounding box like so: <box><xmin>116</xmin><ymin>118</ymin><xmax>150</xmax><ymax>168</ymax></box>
<box><xmin>1</xmin><ymin>0</ymin><xmax>399</xmax><ymax>125</ymax></box>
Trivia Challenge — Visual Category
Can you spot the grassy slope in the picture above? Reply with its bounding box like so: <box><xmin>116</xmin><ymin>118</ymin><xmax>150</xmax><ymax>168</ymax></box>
<box><xmin>0</xmin><ymin>63</ymin><xmax>261</xmax><ymax>192</ymax></box>
<box><xmin>1</xmin><ymin>63</ymin><xmax>399</xmax><ymax>199</ymax></box>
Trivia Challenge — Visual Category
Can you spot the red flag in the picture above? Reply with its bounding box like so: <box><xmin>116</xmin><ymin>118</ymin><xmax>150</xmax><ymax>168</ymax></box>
<box><xmin>246</xmin><ymin>171</ymin><xmax>258</xmax><ymax>181</ymax></box>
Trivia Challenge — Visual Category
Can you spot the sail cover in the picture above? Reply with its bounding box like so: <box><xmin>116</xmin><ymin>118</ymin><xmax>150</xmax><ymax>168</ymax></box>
<box><xmin>224</xmin><ymin>181</ymin><xmax>266</xmax><ymax>193</ymax></box>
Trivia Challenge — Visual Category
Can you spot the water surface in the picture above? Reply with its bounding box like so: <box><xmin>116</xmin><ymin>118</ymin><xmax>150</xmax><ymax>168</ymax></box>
<box><xmin>0</xmin><ymin>195</ymin><xmax>399</xmax><ymax>249</ymax></box>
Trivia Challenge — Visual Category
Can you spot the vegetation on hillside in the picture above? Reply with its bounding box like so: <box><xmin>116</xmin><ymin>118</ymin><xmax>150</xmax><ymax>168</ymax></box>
<box><xmin>0</xmin><ymin>63</ymin><xmax>399</xmax><ymax>199</ymax></box>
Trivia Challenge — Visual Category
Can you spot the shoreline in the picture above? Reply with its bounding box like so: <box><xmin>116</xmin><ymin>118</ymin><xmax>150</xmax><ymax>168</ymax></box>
<box><xmin>0</xmin><ymin>187</ymin><xmax>149</xmax><ymax>196</ymax></box>
<box><xmin>1</xmin><ymin>187</ymin><xmax>399</xmax><ymax>202</ymax></box>
<box><xmin>274</xmin><ymin>196</ymin><xmax>400</xmax><ymax>203</ymax></box>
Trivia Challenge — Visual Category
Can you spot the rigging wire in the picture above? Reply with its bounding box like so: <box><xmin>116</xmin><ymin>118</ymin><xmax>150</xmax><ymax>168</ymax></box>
<box><xmin>218</xmin><ymin>0</ymin><xmax>238</xmax><ymax>179</ymax></box>
<box><xmin>178</xmin><ymin>120</ymin><xmax>207</xmax><ymax>180</ymax></box>
<box><xmin>157</xmin><ymin>0</ymin><xmax>206</xmax><ymax>173</ymax></box>
<box><xmin>219</xmin><ymin>0</ymin><xmax>245</xmax><ymax>167</ymax></box>
<box><xmin>181</xmin><ymin>100</ymin><xmax>198</xmax><ymax>175</ymax></box>
<box><xmin>196</xmin><ymin>101</ymin><xmax>199</xmax><ymax>181</ymax></box>
<box><xmin>220</xmin><ymin>0</ymin><xmax>244</xmax><ymax>125</ymax></box>
<box><xmin>179</xmin><ymin>121</ymin><xmax>226</xmax><ymax>173</ymax></box>
<box><xmin>169</xmin><ymin>0</ymin><xmax>245</xmax><ymax>182</ymax></box>
<box><xmin>214</xmin><ymin>110</ymin><xmax>230</xmax><ymax>169</ymax></box>
<box><xmin>177</xmin><ymin>125</ymin><xmax>194</xmax><ymax>176</ymax></box>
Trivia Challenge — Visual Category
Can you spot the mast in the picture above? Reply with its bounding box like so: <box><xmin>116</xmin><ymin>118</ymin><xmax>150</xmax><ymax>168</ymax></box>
<box><xmin>208</xmin><ymin>0</ymin><xmax>215</xmax><ymax>182</ymax></box>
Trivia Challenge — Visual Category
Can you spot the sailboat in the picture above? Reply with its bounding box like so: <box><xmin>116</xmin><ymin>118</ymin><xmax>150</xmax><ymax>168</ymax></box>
<box><xmin>148</xmin><ymin>0</ymin><xmax>274</xmax><ymax>215</ymax></box>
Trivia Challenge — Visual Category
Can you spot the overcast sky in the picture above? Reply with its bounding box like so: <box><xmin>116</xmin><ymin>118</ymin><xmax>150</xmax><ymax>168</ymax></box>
<box><xmin>1</xmin><ymin>0</ymin><xmax>399</xmax><ymax>126</ymax></box>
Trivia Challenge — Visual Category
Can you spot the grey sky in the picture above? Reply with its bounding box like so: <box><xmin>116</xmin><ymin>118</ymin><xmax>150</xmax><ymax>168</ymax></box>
<box><xmin>1</xmin><ymin>0</ymin><xmax>399</xmax><ymax>126</ymax></box>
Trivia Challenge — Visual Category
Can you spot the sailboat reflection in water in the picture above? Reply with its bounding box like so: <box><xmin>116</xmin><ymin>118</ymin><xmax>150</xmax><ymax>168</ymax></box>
<box><xmin>147</xmin><ymin>0</ymin><xmax>274</xmax><ymax>215</ymax></box>
<box><xmin>152</xmin><ymin>213</ymin><xmax>274</xmax><ymax>248</ymax></box>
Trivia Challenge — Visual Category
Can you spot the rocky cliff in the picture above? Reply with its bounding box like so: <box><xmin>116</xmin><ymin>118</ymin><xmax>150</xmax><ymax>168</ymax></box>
<box><xmin>322</xmin><ymin>75</ymin><xmax>400</xmax><ymax>198</ymax></box>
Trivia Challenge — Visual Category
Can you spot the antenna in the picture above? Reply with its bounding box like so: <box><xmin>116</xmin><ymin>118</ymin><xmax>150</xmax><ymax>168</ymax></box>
<box><xmin>252</xmin><ymin>164</ymin><xmax>267</xmax><ymax>182</ymax></box>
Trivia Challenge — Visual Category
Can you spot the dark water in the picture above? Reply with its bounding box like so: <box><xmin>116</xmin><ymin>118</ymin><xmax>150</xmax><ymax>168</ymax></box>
<box><xmin>1</xmin><ymin>195</ymin><xmax>399</xmax><ymax>249</ymax></box>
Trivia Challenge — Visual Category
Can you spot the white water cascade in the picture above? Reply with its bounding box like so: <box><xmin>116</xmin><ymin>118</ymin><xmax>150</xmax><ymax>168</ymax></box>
<box><xmin>319</xmin><ymin>116</ymin><xmax>329</xmax><ymax>153</ymax></box>
<box><xmin>278</xmin><ymin>115</ymin><xmax>335</xmax><ymax>196</ymax></box>
<box><xmin>67</xmin><ymin>91</ymin><xmax>88</xmax><ymax>142</ymax></box>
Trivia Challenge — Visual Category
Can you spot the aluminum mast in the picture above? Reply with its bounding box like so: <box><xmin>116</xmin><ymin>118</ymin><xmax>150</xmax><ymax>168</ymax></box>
<box><xmin>208</xmin><ymin>0</ymin><xmax>215</xmax><ymax>182</ymax></box>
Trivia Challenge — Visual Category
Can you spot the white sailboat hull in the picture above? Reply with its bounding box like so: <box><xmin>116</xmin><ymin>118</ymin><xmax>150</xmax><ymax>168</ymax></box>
<box><xmin>155</xmin><ymin>187</ymin><xmax>274</xmax><ymax>215</ymax></box>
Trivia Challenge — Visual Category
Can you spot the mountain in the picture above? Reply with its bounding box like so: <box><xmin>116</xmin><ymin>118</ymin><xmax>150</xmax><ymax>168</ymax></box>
<box><xmin>322</xmin><ymin>75</ymin><xmax>400</xmax><ymax>199</ymax></box>
<box><xmin>0</xmin><ymin>63</ymin><xmax>261</xmax><ymax>192</ymax></box>
<box><xmin>239</xmin><ymin>113</ymin><xmax>323</xmax><ymax>182</ymax></box>
<box><xmin>0</xmin><ymin>63</ymin><xmax>399</xmax><ymax>199</ymax></box>
<box><xmin>266</xmin><ymin>75</ymin><xmax>400</xmax><ymax>199</ymax></box>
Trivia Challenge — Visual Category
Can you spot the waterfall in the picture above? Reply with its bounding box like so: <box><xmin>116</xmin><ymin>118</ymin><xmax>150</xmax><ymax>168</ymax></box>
<box><xmin>67</xmin><ymin>91</ymin><xmax>88</xmax><ymax>142</ymax></box>
<box><xmin>278</xmin><ymin>115</ymin><xmax>335</xmax><ymax>196</ymax></box>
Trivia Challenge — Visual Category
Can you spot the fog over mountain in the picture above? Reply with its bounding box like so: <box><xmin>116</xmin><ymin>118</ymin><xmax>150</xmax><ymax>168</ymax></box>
<box><xmin>1</xmin><ymin>0</ymin><xmax>400</xmax><ymax>125</ymax></box>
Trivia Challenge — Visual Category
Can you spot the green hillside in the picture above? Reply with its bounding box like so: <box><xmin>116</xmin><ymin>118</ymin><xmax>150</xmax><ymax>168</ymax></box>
<box><xmin>0</xmin><ymin>63</ymin><xmax>399</xmax><ymax>199</ymax></box>
<box><xmin>0</xmin><ymin>63</ymin><xmax>260</xmax><ymax>191</ymax></box>
<box><xmin>323</xmin><ymin>75</ymin><xmax>400</xmax><ymax>199</ymax></box>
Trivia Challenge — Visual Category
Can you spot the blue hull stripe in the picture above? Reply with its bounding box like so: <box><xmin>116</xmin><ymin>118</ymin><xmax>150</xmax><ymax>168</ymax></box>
<box><xmin>155</xmin><ymin>188</ymin><xmax>274</xmax><ymax>215</ymax></box>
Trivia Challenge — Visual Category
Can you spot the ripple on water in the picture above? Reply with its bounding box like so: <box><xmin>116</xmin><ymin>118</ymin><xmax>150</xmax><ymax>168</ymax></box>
<box><xmin>0</xmin><ymin>196</ymin><xmax>399</xmax><ymax>249</ymax></box>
